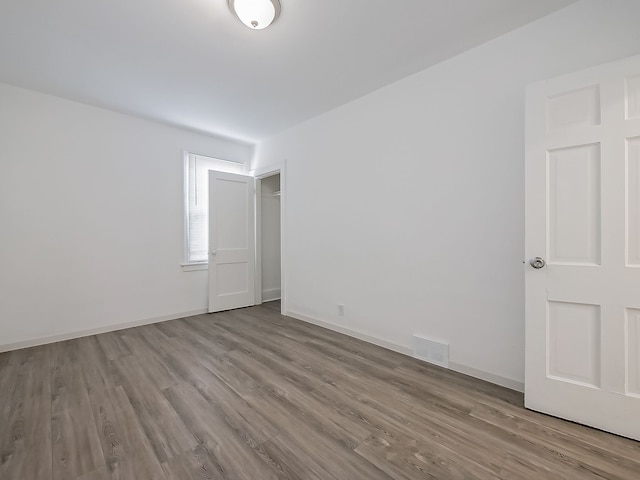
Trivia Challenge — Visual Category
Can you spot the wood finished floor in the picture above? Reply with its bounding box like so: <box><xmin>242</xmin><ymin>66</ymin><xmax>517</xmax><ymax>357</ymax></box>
<box><xmin>1</xmin><ymin>301</ymin><xmax>639</xmax><ymax>479</ymax></box>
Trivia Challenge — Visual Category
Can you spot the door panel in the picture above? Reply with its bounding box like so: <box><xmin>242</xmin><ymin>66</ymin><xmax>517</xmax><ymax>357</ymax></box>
<box><xmin>546</xmin><ymin>85</ymin><xmax>600</xmax><ymax>131</ymax></box>
<box><xmin>626</xmin><ymin>308</ymin><xmax>640</xmax><ymax>396</ymax></box>
<box><xmin>208</xmin><ymin>171</ymin><xmax>255</xmax><ymax>313</ymax></box>
<box><xmin>626</xmin><ymin>75</ymin><xmax>640</xmax><ymax>119</ymax></box>
<box><xmin>525</xmin><ymin>54</ymin><xmax>640</xmax><ymax>441</ymax></box>
<box><xmin>547</xmin><ymin>301</ymin><xmax>601</xmax><ymax>387</ymax></box>
<box><xmin>627</xmin><ymin>137</ymin><xmax>640</xmax><ymax>266</ymax></box>
<box><xmin>548</xmin><ymin>144</ymin><xmax>601</xmax><ymax>265</ymax></box>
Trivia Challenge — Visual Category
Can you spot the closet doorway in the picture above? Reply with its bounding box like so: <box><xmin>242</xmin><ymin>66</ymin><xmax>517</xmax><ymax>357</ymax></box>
<box><xmin>256</xmin><ymin>172</ymin><xmax>282</xmax><ymax>309</ymax></box>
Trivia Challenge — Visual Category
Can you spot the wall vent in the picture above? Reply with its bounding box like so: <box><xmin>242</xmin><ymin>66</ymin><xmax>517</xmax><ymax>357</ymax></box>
<box><xmin>413</xmin><ymin>335</ymin><xmax>449</xmax><ymax>368</ymax></box>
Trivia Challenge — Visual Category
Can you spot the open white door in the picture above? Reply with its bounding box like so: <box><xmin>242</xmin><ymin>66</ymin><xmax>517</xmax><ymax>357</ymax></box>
<box><xmin>208</xmin><ymin>171</ymin><xmax>255</xmax><ymax>313</ymax></box>
<box><xmin>525</xmin><ymin>54</ymin><xmax>640</xmax><ymax>440</ymax></box>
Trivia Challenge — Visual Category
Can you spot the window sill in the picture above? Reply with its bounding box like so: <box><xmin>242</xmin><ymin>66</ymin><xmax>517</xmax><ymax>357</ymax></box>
<box><xmin>181</xmin><ymin>262</ymin><xmax>208</xmax><ymax>272</ymax></box>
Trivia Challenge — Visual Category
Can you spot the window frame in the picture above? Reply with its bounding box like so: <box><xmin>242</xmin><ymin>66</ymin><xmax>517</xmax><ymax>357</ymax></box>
<box><xmin>181</xmin><ymin>151</ymin><xmax>247</xmax><ymax>271</ymax></box>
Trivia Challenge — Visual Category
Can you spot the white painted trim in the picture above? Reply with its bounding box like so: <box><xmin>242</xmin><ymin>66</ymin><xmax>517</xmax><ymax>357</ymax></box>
<box><xmin>183</xmin><ymin>151</ymin><xmax>249</xmax><ymax>267</ymax></box>
<box><xmin>0</xmin><ymin>308</ymin><xmax>208</xmax><ymax>353</ymax></box>
<box><xmin>262</xmin><ymin>288</ymin><xmax>282</xmax><ymax>302</ymax></box>
<box><xmin>182</xmin><ymin>151</ymin><xmax>191</xmax><ymax>265</ymax></box>
<box><xmin>251</xmin><ymin>161</ymin><xmax>286</xmax><ymax>315</ymax></box>
<box><xmin>255</xmin><ymin>178</ymin><xmax>263</xmax><ymax>305</ymax></box>
<box><xmin>286</xmin><ymin>310</ymin><xmax>524</xmax><ymax>393</ymax></box>
<box><xmin>2</xmin><ymin>304</ymin><xmax>524</xmax><ymax>393</ymax></box>
<box><xmin>181</xmin><ymin>262</ymin><xmax>208</xmax><ymax>272</ymax></box>
<box><xmin>286</xmin><ymin>311</ymin><xmax>413</xmax><ymax>356</ymax></box>
<box><xmin>448</xmin><ymin>362</ymin><xmax>524</xmax><ymax>392</ymax></box>
<box><xmin>251</xmin><ymin>162</ymin><xmax>285</xmax><ymax>179</ymax></box>
<box><xmin>280</xmin><ymin>164</ymin><xmax>286</xmax><ymax>316</ymax></box>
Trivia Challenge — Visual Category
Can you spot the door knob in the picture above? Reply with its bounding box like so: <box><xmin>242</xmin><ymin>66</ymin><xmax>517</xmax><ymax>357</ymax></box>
<box><xmin>210</xmin><ymin>250</ymin><xmax>217</xmax><ymax>256</ymax></box>
<box><xmin>529</xmin><ymin>257</ymin><xmax>545</xmax><ymax>269</ymax></box>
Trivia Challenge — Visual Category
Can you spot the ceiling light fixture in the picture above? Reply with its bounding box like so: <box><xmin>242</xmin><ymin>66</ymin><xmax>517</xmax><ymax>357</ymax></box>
<box><xmin>228</xmin><ymin>0</ymin><xmax>281</xmax><ymax>30</ymax></box>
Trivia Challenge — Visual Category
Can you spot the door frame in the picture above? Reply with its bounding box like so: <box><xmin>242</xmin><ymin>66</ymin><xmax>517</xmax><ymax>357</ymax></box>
<box><xmin>251</xmin><ymin>161</ymin><xmax>286</xmax><ymax>315</ymax></box>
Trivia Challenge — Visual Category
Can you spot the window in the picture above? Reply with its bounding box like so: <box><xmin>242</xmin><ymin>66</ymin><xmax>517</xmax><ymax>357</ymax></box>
<box><xmin>183</xmin><ymin>152</ymin><xmax>245</xmax><ymax>266</ymax></box>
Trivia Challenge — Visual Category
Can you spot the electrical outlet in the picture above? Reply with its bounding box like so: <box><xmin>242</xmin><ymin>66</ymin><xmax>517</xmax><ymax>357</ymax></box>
<box><xmin>338</xmin><ymin>304</ymin><xmax>344</xmax><ymax>316</ymax></box>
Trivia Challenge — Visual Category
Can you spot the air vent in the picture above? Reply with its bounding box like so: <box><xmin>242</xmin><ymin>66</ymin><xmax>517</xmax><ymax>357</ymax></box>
<box><xmin>413</xmin><ymin>335</ymin><xmax>449</xmax><ymax>368</ymax></box>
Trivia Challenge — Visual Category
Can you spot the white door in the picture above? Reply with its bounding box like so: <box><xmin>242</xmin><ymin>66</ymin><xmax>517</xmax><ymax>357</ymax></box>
<box><xmin>208</xmin><ymin>171</ymin><xmax>255</xmax><ymax>313</ymax></box>
<box><xmin>525</xmin><ymin>54</ymin><xmax>640</xmax><ymax>441</ymax></box>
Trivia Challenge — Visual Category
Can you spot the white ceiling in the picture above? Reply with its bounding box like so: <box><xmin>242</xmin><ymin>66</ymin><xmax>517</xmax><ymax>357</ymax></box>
<box><xmin>0</xmin><ymin>0</ymin><xmax>576</xmax><ymax>142</ymax></box>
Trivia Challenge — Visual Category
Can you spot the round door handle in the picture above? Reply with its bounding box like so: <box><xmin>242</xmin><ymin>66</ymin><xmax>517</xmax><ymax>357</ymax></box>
<box><xmin>529</xmin><ymin>257</ymin><xmax>545</xmax><ymax>269</ymax></box>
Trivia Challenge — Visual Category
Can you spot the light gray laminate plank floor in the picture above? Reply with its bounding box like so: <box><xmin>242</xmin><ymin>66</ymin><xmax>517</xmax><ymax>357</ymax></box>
<box><xmin>1</xmin><ymin>300</ymin><xmax>639</xmax><ymax>479</ymax></box>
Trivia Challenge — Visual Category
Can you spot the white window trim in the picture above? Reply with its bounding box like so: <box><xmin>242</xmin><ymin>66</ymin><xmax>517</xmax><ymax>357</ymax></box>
<box><xmin>182</xmin><ymin>152</ymin><xmax>193</xmax><ymax>269</ymax></box>
<box><xmin>181</xmin><ymin>262</ymin><xmax>208</xmax><ymax>272</ymax></box>
<box><xmin>182</xmin><ymin>151</ymin><xmax>246</xmax><ymax>271</ymax></box>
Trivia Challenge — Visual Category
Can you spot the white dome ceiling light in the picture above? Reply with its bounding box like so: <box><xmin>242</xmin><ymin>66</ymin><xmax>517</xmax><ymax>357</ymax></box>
<box><xmin>228</xmin><ymin>0</ymin><xmax>281</xmax><ymax>30</ymax></box>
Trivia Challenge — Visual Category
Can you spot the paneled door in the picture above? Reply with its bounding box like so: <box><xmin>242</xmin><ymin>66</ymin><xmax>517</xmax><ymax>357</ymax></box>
<box><xmin>208</xmin><ymin>171</ymin><xmax>255</xmax><ymax>313</ymax></box>
<box><xmin>525</xmin><ymin>54</ymin><xmax>640</xmax><ymax>441</ymax></box>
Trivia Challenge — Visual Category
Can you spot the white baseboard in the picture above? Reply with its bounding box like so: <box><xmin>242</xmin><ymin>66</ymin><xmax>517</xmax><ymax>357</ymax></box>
<box><xmin>448</xmin><ymin>362</ymin><xmax>524</xmax><ymax>392</ymax></box>
<box><xmin>2</xmin><ymin>306</ymin><xmax>524</xmax><ymax>393</ymax></box>
<box><xmin>286</xmin><ymin>310</ymin><xmax>524</xmax><ymax>393</ymax></box>
<box><xmin>0</xmin><ymin>308</ymin><xmax>208</xmax><ymax>353</ymax></box>
<box><xmin>286</xmin><ymin>311</ymin><xmax>413</xmax><ymax>356</ymax></box>
<box><xmin>262</xmin><ymin>288</ymin><xmax>281</xmax><ymax>302</ymax></box>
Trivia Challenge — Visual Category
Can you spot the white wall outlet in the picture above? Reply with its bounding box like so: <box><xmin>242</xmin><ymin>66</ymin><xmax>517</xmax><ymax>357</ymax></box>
<box><xmin>338</xmin><ymin>304</ymin><xmax>344</xmax><ymax>316</ymax></box>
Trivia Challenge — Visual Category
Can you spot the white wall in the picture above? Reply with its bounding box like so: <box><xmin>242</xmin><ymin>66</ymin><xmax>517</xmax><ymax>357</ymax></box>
<box><xmin>253</xmin><ymin>0</ymin><xmax>640</xmax><ymax>388</ymax></box>
<box><xmin>0</xmin><ymin>83</ymin><xmax>253</xmax><ymax>350</ymax></box>
<box><xmin>260</xmin><ymin>174</ymin><xmax>281</xmax><ymax>301</ymax></box>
